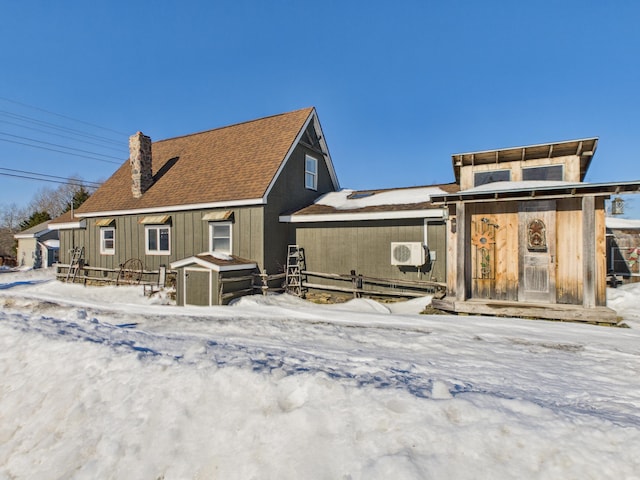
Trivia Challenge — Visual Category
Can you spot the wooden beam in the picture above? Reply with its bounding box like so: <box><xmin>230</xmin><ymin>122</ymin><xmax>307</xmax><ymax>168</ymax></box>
<box><xmin>576</xmin><ymin>141</ymin><xmax>583</xmax><ymax>156</ymax></box>
<box><xmin>431</xmin><ymin>298</ymin><xmax>619</xmax><ymax>324</ymax></box>
<box><xmin>455</xmin><ymin>201</ymin><xmax>467</xmax><ymax>301</ymax></box>
<box><xmin>583</xmin><ymin>196</ymin><xmax>596</xmax><ymax>308</ymax></box>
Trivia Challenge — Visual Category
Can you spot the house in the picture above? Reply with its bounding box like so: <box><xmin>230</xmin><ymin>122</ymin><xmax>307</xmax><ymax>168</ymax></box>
<box><xmin>14</xmin><ymin>221</ymin><xmax>59</xmax><ymax>268</ymax></box>
<box><xmin>49</xmin><ymin>107</ymin><xmax>340</xmax><ymax>305</ymax></box>
<box><xmin>605</xmin><ymin>216</ymin><xmax>640</xmax><ymax>284</ymax></box>
<box><xmin>429</xmin><ymin>138</ymin><xmax>640</xmax><ymax>323</ymax></box>
<box><xmin>280</xmin><ymin>183</ymin><xmax>459</xmax><ymax>294</ymax></box>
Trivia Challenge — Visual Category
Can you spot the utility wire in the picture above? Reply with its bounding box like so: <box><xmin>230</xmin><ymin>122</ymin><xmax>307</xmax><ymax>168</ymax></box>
<box><xmin>0</xmin><ymin>132</ymin><xmax>119</xmax><ymax>160</ymax></box>
<box><xmin>0</xmin><ymin>96</ymin><xmax>129</xmax><ymax>137</ymax></box>
<box><xmin>0</xmin><ymin>110</ymin><xmax>125</xmax><ymax>147</ymax></box>
<box><xmin>0</xmin><ymin>133</ymin><xmax>123</xmax><ymax>164</ymax></box>
<box><xmin>0</xmin><ymin>118</ymin><xmax>126</xmax><ymax>152</ymax></box>
<box><xmin>0</xmin><ymin>171</ymin><xmax>100</xmax><ymax>187</ymax></box>
<box><xmin>0</xmin><ymin>167</ymin><xmax>102</xmax><ymax>188</ymax></box>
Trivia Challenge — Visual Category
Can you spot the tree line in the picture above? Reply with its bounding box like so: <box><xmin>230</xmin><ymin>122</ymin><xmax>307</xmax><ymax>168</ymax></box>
<box><xmin>0</xmin><ymin>177</ymin><xmax>94</xmax><ymax>259</ymax></box>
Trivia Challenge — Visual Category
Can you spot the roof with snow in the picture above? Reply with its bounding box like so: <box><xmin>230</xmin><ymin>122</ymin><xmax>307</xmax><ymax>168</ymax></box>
<box><xmin>281</xmin><ymin>183</ymin><xmax>459</xmax><ymax>222</ymax></box>
<box><xmin>606</xmin><ymin>217</ymin><xmax>640</xmax><ymax>230</ymax></box>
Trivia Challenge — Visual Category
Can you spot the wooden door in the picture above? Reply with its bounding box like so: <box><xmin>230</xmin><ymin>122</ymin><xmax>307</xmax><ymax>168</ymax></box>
<box><xmin>185</xmin><ymin>268</ymin><xmax>211</xmax><ymax>306</ymax></box>
<box><xmin>518</xmin><ymin>201</ymin><xmax>556</xmax><ymax>303</ymax></box>
<box><xmin>471</xmin><ymin>215</ymin><xmax>499</xmax><ymax>299</ymax></box>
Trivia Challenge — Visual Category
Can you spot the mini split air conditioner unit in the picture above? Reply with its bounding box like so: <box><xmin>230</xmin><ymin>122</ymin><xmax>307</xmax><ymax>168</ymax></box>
<box><xmin>390</xmin><ymin>242</ymin><xmax>425</xmax><ymax>266</ymax></box>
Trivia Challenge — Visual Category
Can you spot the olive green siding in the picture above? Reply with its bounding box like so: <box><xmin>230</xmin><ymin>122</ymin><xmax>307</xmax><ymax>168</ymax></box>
<box><xmin>61</xmin><ymin>144</ymin><xmax>335</xmax><ymax>278</ymax></box>
<box><xmin>263</xmin><ymin>144</ymin><xmax>336</xmax><ymax>272</ymax></box>
<box><xmin>62</xmin><ymin>205</ymin><xmax>264</xmax><ymax>271</ymax></box>
<box><xmin>295</xmin><ymin>219</ymin><xmax>447</xmax><ymax>284</ymax></box>
<box><xmin>58</xmin><ymin>229</ymin><xmax>86</xmax><ymax>264</ymax></box>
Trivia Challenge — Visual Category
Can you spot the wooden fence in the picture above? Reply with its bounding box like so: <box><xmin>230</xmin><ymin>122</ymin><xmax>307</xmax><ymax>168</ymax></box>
<box><xmin>55</xmin><ymin>263</ymin><xmax>443</xmax><ymax>303</ymax></box>
<box><xmin>55</xmin><ymin>263</ymin><xmax>173</xmax><ymax>288</ymax></box>
<box><xmin>301</xmin><ymin>270</ymin><xmax>445</xmax><ymax>299</ymax></box>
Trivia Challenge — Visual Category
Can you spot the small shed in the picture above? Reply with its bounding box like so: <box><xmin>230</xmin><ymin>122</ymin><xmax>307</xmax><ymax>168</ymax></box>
<box><xmin>170</xmin><ymin>254</ymin><xmax>258</xmax><ymax>306</ymax></box>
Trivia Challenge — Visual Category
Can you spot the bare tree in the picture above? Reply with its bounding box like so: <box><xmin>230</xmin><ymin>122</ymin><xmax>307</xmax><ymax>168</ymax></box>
<box><xmin>29</xmin><ymin>176</ymin><xmax>95</xmax><ymax>218</ymax></box>
<box><xmin>0</xmin><ymin>202</ymin><xmax>28</xmax><ymax>257</ymax></box>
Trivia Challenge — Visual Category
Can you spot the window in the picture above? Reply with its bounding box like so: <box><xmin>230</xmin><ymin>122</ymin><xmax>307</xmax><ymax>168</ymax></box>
<box><xmin>210</xmin><ymin>222</ymin><xmax>232</xmax><ymax>254</ymax></box>
<box><xmin>474</xmin><ymin>169</ymin><xmax>511</xmax><ymax>187</ymax></box>
<box><xmin>305</xmin><ymin>155</ymin><xmax>318</xmax><ymax>190</ymax></box>
<box><xmin>522</xmin><ymin>165</ymin><xmax>564</xmax><ymax>181</ymax></box>
<box><xmin>145</xmin><ymin>225</ymin><xmax>171</xmax><ymax>255</ymax></box>
<box><xmin>100</xmin><ymin>227</ymin><xmax>115</xmax><ymax>255</ymax></box>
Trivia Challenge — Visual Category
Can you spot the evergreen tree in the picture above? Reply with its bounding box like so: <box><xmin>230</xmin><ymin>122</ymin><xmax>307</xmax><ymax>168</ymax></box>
<box><xmin>62</xmin><ymin>186</ymin><xmax>91</xmax><ymax>213</ymax></box>
<box><xmin>18</xmin><ymin>211</ymin><xmax>51</xmax><ymax>231</ymax></box>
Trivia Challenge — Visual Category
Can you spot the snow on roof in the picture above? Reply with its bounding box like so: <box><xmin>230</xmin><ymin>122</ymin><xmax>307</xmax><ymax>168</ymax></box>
<box><xmin>315</xmin><ymin>186</ymin><xmax>450</xmax><ymax>210</ymax></box>
<box><xmin>42</xmin><ymin>239</ymin><xmax>60</xmax><ymax>248</ymax></box>
<box><xmin>606</xmin><ymin>217</ymin><xmax>640</xmax><ymax>229</ymax></box>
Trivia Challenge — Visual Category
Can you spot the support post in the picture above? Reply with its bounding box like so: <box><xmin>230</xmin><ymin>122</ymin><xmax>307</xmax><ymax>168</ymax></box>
<box><xmin>583</xmin><ymin>196</ymin><xmax>596</xmax><ymax>308</ymax></box>
<box><xmin>455</xmin><ymin>201</ymin><xmax>467</xmax><ymax>301</ymax></box>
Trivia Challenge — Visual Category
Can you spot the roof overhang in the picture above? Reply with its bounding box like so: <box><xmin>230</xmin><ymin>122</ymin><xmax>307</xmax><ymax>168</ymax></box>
<box><xmin>170</xmin><ymin>254</ymin><xmax>257</xmax><ymax>272</ymax></box>
<box><xmin>14</xmin><ymin>232</ymin><xmax>40</xmax><ymax>239</ymax></box>
<box><xmin>431</xmin><ymin>180</ymin><xmax>640</xmax><ymax>205</ymax></box>
<box><xmin>48</xmin><ymin>219</ymin><xmax>87</xmax><ymax>230</ymax></box>
<box><xmin>75</xmin><ymin>198</ymin><xmax>265</xmax><ymax>218</ymax></box>
<box><xmin>280</xmin><ymin>208</ymin><xmax>446</xmax><ymax>223</ymax></box>
<box><xmin>202</xmin><ymin>210</ymin><xmax>233</xmax><ymax>221</ymax></box>
<box><xmin>42</xmin><ymin>239</ymin><xmax>60</xmax><ymax>249</ymax></box>
<box><xmin>451</xmin><ymin>138</ymin><xmax>598</xmax><ymax>183</ymax></box>
<box><xmin>139</xmin><ymin>215</ymin><xmax>171</xmax><ymax>225</ymax></box>
<box><xmin>95</xmin><ymin>218</ymin><xmax>115</xmax><ymax>227</ymax></box>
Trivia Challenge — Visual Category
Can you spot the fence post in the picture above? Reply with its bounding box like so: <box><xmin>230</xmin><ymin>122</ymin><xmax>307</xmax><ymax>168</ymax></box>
<box><xmin>261</xmin><ymin>270</ymin><xmax>268</xmax><ymax>296</ymax></box>
<box><xmin>350</xmin><ymin>269</ymin><xmax>363</xmax><ymax>299</ymax></box>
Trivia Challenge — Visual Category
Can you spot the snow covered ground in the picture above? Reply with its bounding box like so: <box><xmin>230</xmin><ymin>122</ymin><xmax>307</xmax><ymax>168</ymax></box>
<box><xmin>1</xmin><ymin>269</ymin><xmax>639</xmax><ymax>479</ymax></box>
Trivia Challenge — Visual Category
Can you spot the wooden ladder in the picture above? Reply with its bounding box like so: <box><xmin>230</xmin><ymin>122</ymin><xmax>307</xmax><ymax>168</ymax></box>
<box><xmin>66</xmin><ymin>246</ymin><xmax>84</xmax><ymax>283</ymax></box>
<box><xmin>285</xmin><ymin>244</ymin><xmax>307</xmax><ymax>297</ymax></box>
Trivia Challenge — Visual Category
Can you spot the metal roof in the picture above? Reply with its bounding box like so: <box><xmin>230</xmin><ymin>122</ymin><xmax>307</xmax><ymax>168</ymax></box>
<box><xmin>430</xmin><ymin>179</ymin><xmax>640</xmax><ymax>204</ymax></box>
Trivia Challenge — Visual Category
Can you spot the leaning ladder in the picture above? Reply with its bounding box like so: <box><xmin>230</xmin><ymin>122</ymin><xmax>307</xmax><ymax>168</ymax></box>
<box><xmin>285</xmin><ymin>245</ymin><xmax>307</xmax><ymax>297</ymax></box>
<box><xmin>66</xmin><ymin>246</ymin><xmax>84</xmax><ymax>283</ymax></box>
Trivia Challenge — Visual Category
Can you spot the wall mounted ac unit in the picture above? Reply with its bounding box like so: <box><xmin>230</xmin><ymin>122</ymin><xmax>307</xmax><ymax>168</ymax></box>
<box><xmin>391</xmin><ymin>242</ymin><xmax>425</xmax><ymax>266</ymax></box>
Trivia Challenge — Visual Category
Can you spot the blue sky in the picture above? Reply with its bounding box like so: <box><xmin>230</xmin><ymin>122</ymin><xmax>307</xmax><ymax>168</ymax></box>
<box><xmin>1</xmin><ymin>0</ymin><xmax>639</xmax><ymax>216</ymax></box>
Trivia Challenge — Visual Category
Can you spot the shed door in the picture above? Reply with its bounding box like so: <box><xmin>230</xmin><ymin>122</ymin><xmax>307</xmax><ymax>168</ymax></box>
<box><xmin>518</xmin><ymin>201</ymin><xmax>556</xmax><ymax>303</ymax></box>
<box><xmin>185</xmin><ymin>268</ymin><xmax>211</xmax><ymax>306</ymax></box>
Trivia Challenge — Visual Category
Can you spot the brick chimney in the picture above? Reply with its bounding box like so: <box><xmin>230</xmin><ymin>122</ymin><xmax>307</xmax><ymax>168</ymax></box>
<box><xmin>129</xmin><ymin>132</ymin><xmax>153</xmax><ymax>198</ymax></box>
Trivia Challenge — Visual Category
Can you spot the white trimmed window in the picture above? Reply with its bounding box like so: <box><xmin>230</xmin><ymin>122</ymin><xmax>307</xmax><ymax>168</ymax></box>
<box><xmin>100</xmin><ymin>227</ymin><xmax>115</xmax><ymax>255</ymax></box>
<box><xmin>145</xmin><ymin>225</ymin><xmax>171</xmax><ymax>255</ymax></box>
<box><xmin>305</xmin><ymin>155</ymin><xmax>318</xmax><ymax>190</ymax></box>
<box><xmin>210</xmin><ymin>222</ymin><xmax>232</xmax><ymax>254</ymax></box>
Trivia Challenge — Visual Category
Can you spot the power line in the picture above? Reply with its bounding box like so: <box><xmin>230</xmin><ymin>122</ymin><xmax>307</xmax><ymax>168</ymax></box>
<box><xmin>0</xmin><ymin>118</ymin><xmax>125</xmax><ymax>152</ymax></box>
<box><xmin>0</xmin><ymin>171</ymin><xmax>100</xmax><ymax>188</ymax></box>
<box><xmin>0</xmin><ymin>134</ymin><xmax>123</xmax><ymax>164</ymax></box>
<box><xmin>0</xmin><ymin>131</ymin><xmax>123</xmax><ymax>160</ymax></box>
<box><xmin>0</xmin><ymin>110</ymin><xmax>125</xmax><ymax>147</ymax></box>
<box><xmin>0</xmin><ymin>167</ymin><xmax>102</xmax><ymax>188</ymax></box>
<box><xmin>0</xmin><ymin>96</ymin><xmax>129</xmax><ymax>137</ymax></box>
